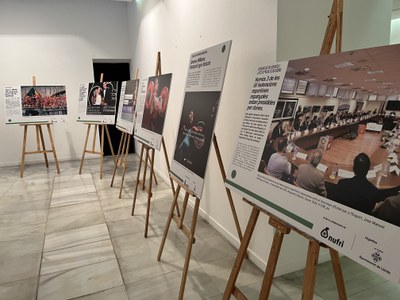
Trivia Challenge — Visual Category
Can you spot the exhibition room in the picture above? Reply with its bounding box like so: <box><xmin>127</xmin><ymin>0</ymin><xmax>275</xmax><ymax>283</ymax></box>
<box><xmin>1</xmin><ymin>0</ymin><xmax>400</xmax><ymax>299</ymax></box>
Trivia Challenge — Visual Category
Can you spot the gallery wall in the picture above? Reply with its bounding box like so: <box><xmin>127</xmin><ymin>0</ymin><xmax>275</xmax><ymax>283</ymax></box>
<box><xmin>0</xmin><ymin>0</ymin><xmax>131</xmax><ymax>166</ymax></box>
<box><xmin>127</xmin><ymin>0</ymin><xmax>393</xmax><ymax>275</ymax></box>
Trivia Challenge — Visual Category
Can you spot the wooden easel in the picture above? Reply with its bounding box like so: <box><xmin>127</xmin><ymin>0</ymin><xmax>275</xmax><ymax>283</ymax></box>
<box><xmin>224</xmin><ymin>1</ymin><xmax>345</xmax><ymax>299</ymax></box>
<box><xmin>20</xmin><ymin>76</ymin><xmax>60</xmax><ymax>178</ymax></box>
<box><xmin>157</xmin><ymin>175</ymin><xmax>200</xmax><ymax>300</ymax></box>
<box><xmin>78</xmin><ymin>73</ymin><xmax>116</xmax><ymax>179</ymax></box>
<box><xmin>131</xmin><ymin>52</ymin><xmax>178</xmax><ymax>238</ymax></box>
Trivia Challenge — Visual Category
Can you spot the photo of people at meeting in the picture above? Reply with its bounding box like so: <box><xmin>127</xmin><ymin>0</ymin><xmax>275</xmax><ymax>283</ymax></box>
<box><xmin>86</xmin><ymin>81</ymin><xmax>117</xmax><ymax>115</ymax></box>
<box><xmin>141</xmin><ymin>74</ymin><xmax>172</xmax><ymax>134</ymax></box>
<box><xmin>21</xmin><ymin>85</ymin><xmax>67</xmax><ymax>116</ymax></box>
<box><xmin>259</xmin><ymin>44</ymin><xmax>400</xmax><ymax>227</ymax></box>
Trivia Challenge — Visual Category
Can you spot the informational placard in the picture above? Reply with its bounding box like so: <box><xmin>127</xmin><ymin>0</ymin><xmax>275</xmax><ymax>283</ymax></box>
<box><xmin>134</xmin><ymin>74</ymin><xmax>172</xmax><ymax>150</ymax></box>
<box><xmin>116</xmin><ymin>79</ymin><xmax>140</xmax><ymax>134</ymax></box>
<box><xmin>5</xmin><ymin>85</ymin><xmax>67</xmax><ymax>124</ymax></box>
<box><xmin>170</xmin><ymin>40</ymin><xmax>232</xmax><ymax>198</ymax></box>
<box><xmin>77</xmin><ymin>81</ymin><xmax>118</xmax><ymax>124</ymax></box>
<box><xmin>226</xmin><ymin>44</ymin><xmax>400</xmax><ymax>283</ymax></box>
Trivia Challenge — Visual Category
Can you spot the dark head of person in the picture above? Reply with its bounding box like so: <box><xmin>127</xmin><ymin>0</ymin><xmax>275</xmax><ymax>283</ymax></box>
<box><xmin>277</xmin><ymin>138</ymin><xmax>287</xmax><ymax>153</ymax></box>
<box><xmin>353</xmin><ymin>153</ymin><xmax>370</xmax><ymax>177</ymax></box>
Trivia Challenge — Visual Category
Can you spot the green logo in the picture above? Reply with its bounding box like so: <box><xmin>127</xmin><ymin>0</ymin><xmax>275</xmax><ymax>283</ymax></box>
<box><xmin>231</xmin><ymin>170</ymin><xmax>237</xmax><ymax>178</ymax></box>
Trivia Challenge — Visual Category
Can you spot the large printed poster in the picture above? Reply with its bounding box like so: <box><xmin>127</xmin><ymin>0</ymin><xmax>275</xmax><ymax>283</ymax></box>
<box><xmin>5</xmin><ymin>85</ymin><xmax>67</xmax><ymax>124</ymax></box>
<box><xmin>226</xmin><ymin>44</ymin><xmax>400</xmax><ymax>283</ymax></box>
<box><xmin>171</xmin><ymin>41</ymin><xmax>232</xmax><ymax>198</ymax></box>
<box><xmin>116</xmin><ymin>79</ymin><xmax>140</xmax><ymax>134</ymax></box>
<box><xmin>134</xmin><ymin>74</ymin><xmax>172</xmax><ymax>150</ymax></box>
<box><xmin>77</xmin><ymin>81</ymin><xmax>118</xmax><ymax>124</ymax></box>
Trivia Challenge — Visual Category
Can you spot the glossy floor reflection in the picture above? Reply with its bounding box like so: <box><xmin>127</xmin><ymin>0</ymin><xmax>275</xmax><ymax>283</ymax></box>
<box><xmin>0</xmin><ymin>155</ymin><xmax>399</xmax><ymax>299</ymax></box>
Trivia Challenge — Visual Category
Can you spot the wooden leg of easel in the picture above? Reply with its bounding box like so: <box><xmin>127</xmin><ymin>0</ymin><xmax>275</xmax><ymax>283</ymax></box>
<box><xmin>100</xmin><ymin>125</ymin><xmax>105</xmax><ymax>179</ymax></box>
<box><xmin>223</xmin><ymin>206</ymin><xmax>261</xmax><ymax>300</ymax></box>
<box><xmin>178</xmin><ymin>197</ymin><xmax>200</xmax><ymax>300</ymax></box>
<box><xmin>38</xmin><ymin>125</ymin><xmax>49</xmax><ymax>168</ymax></box>
<box><xmin>111</xmin><ymin>132</ymin><xmax>126</xmax><ymax>187</ymax></box>
<box><xmin>178</xmin><ymin>193</ymin><xmax>189</xmax><ymax>229</ymax></box>
<box><xmin>119</xmin><ymin>135</ymin><xmax>131</xmax><ymax>199</ymax></box>
<box><xmin>148</xmin><ymin>155</ymin><xmax>158</xmax><ymax>185</ymax></box>
<box><xmin>213</xmin><ymin>135</ymin><xmax>243</xmax><ymax>242</ymax></box>
<box><xmin>142</xmin><ymin>146</ymin><xmax>149</xmax><ymax>190</ymax></box>
<box><xmin>79</xmin><ymin>124</ymin><xmax>91</xmax><ymax>175</ymax></box>
<box><xmin>119</xmin><ymin>133</ymin><xmax>127</xmax><ymax>166</ymax></box>
<box><xmin>302</xmin><ymin>241</ymin><xmax>320</xmax><ymax>300</ymax></box>
<box><xmin>144</xmin><ymin>148</ymin><xmax>155</xmax><ymax>238</ymax></box>
<box><xmin>258</xmin><ymin>218</ymin><xmax>291</xmax><ymax>300</ymax></box>
<box><xmin>47</xmin><ymin>124</ymin><xmax>60</xmax><ymax>174</ymax></box>
<box><xmin>132</xmin><ymin>145</ymin><xmax>144</xmax><ymax>216</ymax></box>
<box><xmin>92</xmin><ymin>124</ymin><xmax>97</xmax><ymax>153</ymax></box>
<box><xmin>20</xmin><ymin>125</ymin><xmax>28</xmax><ymax>178</ymax></box>
<box><xmin>329</xmin><ymin>248</ymin><xmax>347</xmax><ymax>300</ymax></box>
<box><xmin>105</xmin><ymin>125</ymin><xmax>116</xmax><ymax>164</ymax></box>
<box><xmin>157</xmin><ymin>184</ymin><xmax>181</xmax><ymax>261</ymax></box>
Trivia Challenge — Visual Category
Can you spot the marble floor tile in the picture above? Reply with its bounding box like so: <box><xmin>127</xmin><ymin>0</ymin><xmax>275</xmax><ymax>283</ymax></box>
<box><xmin>107</xmin><ymin>217</ymin><xmax>147</xmax><ymax>238</ymax></box>
<box><xmin>0</xmin><ymin>222</ymin><xmax>46</xmax><ymax>242</ymax></box>
<box><xmin>47</xmin><ymin>201</ymin><xmax>102</xmax><ymax>221</ymax></box>
<box><xmin>50</xmin><ymin>191</ymin><xmax>98</xmax><ymax>208</ymax></box>
<box><xmin>37</xmin><ymin>259</ymin><xmax>124</xmax><ymax>300</ymax></box>
<box><xmin>0</xmin><ymin>277</ymin><xmax>38</xmax><ymax>300</ymax></box>
<box><xmin>126</xmin><ymin>265</ymin><xmax>220</xmax><ymax>300</ymax></box>
<box><xmin>103</xmin><ymin>204</ymin><xmax>147</xmax><ymax>223</ymax></box>
<box><xmin>51</xmin><ymin>185</ymin><xmax>96</xmax><ymax>199</ymax></box>
<box><xmin>41</xmin><ymin>239</ymin><xmax>115</xmax><ymax>275</ymax></box>
<box><xmin>71</xmin><ymin>286</ymin><xmax>129</xmax><ymax>300</ymax></box>
<box><xmin>46</xmin><ymin>211</ymin><xmax>105</xmax><ymax>234</ymax></box>
<box><xmin>348</xmin><ymin>280</ymin><xmax>400</xmax><ymax>300</ymax></box>
<box><xmin>0</xmin><ymin>249</ymin><xmax>42</xmax><ymax>284</ymax></box>
<box><xmin>43</xmin><ymin>223</ymin><xmax>110</xmax><ymax>252</ymax></box>
<box><xmin>191</xmin><ymin>234</ymin><xmax>238</xmax><ymax>264</ymax></box>
<box><xmin>99</xmin><ymin>196</ymin><xmax>133</xmax><ymax>212</ymax></box>
<box><xmin>0</xmin><ymin>209</ymin><xmax>48</xmax><ymax>226</ymax></box>
<box><xmin>0</xmin><ymin>235</ymin><xmax>44</xmax><ymax>259</ymax></box>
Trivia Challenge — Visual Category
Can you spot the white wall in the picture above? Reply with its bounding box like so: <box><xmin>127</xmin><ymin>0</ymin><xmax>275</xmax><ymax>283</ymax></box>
<box><xmin>0</xmin><ymin>0</ymin><xmax>131</xmax><ymax>166</ymax></box>
<box><xmin>127</xmin><ymin>0</ymin><xmax>393</xmax><ymax>276</ymax></box>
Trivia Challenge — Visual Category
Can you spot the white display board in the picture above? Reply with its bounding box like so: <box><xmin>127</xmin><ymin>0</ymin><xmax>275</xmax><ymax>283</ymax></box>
<box><xmin>5</xmin><ymin>85</ymin><xmax>67</xmax><ymax>124</ymax></box>
<box><xmin>226</xmin><ymin>44</ymin><xmax>400</xmax><ymax>283</ymax></box>
<box><xmin>170</xmin><ymin>40</ymin><xmax>232</xmax><ymax>198</ymax></box>
<box><xmin>77</xmin><ymin>81</ymin><xmax>118</xmax><ymax>124</ymax></box>
<box><xmin>134</xmin><ymin>74</ymin><xmax>172</xmax><ymax>150</ymax></box>
<box><xmin>116</xmin><ymin>79</ymin><xmax>140</xmax><ymax>134</ymax></box>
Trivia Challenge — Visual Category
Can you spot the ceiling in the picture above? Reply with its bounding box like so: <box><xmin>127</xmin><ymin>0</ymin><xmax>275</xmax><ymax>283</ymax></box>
<box><xmin>285</xmin><ymin>44</ymin><xmax>400</xmax><ymax>100</ymax></box>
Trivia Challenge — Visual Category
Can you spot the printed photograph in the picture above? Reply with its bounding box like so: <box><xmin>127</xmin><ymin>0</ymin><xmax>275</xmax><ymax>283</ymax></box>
<box><xmin>21</xmin><ymin>85</ymin><xmax>67</xmax><ymax>116</ymax></box>
<box><xmin>87</xmin><ymin>81</ymin><xmax>118</xmax><ymax>115</ymax></box>
<box><xmin>259</xmin><ymin>44</ymin><xmax>400</xmax><ymax>227</ymax></box>
<box><xmin>141</xmin><ymin>74</ymin><xmax>172</xmax><ymax>134</ymax></box>
<box><xmin>121</xmin><ymin>79</ymin><xmax>139</xmax><ymax>122</ymax></box>
<box><xmin>173</xmin><ymin>91</ymin><xmax>220</xmax><ymax>178</ymax></box>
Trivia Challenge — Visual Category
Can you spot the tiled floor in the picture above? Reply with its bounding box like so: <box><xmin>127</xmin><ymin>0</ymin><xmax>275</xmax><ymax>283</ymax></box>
<box><xmin>0</xmin><ymin>154</ymin><xmax>399</xmax><ymax>299</ymax></box>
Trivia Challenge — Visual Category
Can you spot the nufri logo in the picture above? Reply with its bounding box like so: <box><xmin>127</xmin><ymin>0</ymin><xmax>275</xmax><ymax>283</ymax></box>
<box><xmin>320</xmin><ymin>227</ymin><xmax>344</xmax><ymax>248</ymax></box>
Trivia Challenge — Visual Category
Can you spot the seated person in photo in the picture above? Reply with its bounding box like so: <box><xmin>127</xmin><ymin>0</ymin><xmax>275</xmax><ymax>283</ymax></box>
<box><xmin>299</xmin><ymin>116</ymin><xmax>310</xmax><ymax>132</ymax></box>
<box><xmin>260</xmin><ymin>140</ymin><xmax>276</xmax><ymax>170</ymax></box>
<box><xmin>328</xmin><ymin>153</ymin><xmax>380</xmax><ymax>215</ymax></box>
<box><xmin>323</xmin><ymin>113</ymin><xmax>335</xmax><ymax>127</ymax></box>
<box><xmin>373</xmin><ymin>194</ymin><xmax>400</xmax><ymax>227</ymax></box>
<box><xmin>294</xmin><ymin>150</ymin><xmax>327</xmax><ymax>197</ymax></box>
<box><xmin>267</xmin><ymin>138</ymin><xmax>292</xmax><ymax>181</ymax></box>
<box><xmin>293</xmin><ymin>116</ymin><xmax>302</xmax><ymax>131</ymax></box>
<box><xmin>271</xmin><ymin>120</ymin><xmax>284</xmax><ymax>140</ymax></box>
<box><xmin>284</xmin><ymin>119</ymin><xmax>294</xmax><ymax>136</ymax></box>
<box><xmin>308</xmin><ymin>116</ymin><xmax>318</xmax><ymax>131</ymax></box>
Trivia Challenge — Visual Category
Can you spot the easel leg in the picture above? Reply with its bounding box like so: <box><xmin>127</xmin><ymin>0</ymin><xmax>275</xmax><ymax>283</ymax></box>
<box><xmin>329</xmin><ymin>248</ymin><xmax>347</xmax><ymax>300</ymax></box>
<box><xmin>157</xmin><ymin>185</ymin><xmax>181</xmax><ymax>261</ymax></box>
<box><xmin>132</xmin><ymin>145</ymin><xmax>145</xmax><ymax>216</ymax></box>
<box><xmin>259</xmin><ymin>218</ymin><xmax>290</xmax><ymax>300</ymax></box>
<box><xmin>100</xmin><ymin>125</ymin><xmax>105</xmax><ymax>179</ymax></box>
<box><xmin>79</xmin><ymin>124</ymin><xmax>91</xmax><ymax>175</ymax></box>
<box><xmin>38</xmin><ymin>125</ymin><xmax>49</xmax><ymax>168</ymax></box>
<box><xmin>161</xmin><ymin>137</ymin><xmax>179</xmax><ymax>216</ymax></box>
<box><xmin>20</xmin><ymin>125</ymin><xmax>28</xmax><ymax>178</ymax></box>
<box><xmin>144</xmin><ymin>148</ymin><xmax>155</xmax><ymax>238</ymax></box>
<box><xmin>302</xmin><ymin>241</ymin><xmax>320</xmax><ymax>300</ymax></box>
<box><xmin>119</xmin><ymin>135</ymin><xmax>131</xmax><ymax>199</ymax></box>
<box><xmin>47</xmin><ymin>124</ymin><xmax>60</xmax><ymax>174</ymax></box>
<box><xmin>119</xmin><ymin>132</ymin><xmax>127</xmax><ymax>166</ymax></box>
<box><xmin>178</xmin><ymin>197</ymin><xmax>200</xmax><ymax>300</ymax></box>
<box><xmin>111</xmin><ymin>132</ymin><xmax>126</xmax><ymax>187</ymax></box>
<box><xmin>223</xmin><ymin>206</ymin><xmax>260</xmax><ymax>300</ymax></box>
<box><xmin>142</xmin><ymin>146</ymin><xmax>149</xmax><ymax>190</ymax></box>
<box><xmin>105</xmin><ymin>125</ymin><xmax>116</xmax><ymax>164</ymax></box>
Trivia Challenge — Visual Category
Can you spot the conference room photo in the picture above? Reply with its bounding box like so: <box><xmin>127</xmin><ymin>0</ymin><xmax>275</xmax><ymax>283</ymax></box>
<box><xmin>260</xmin><ymin>44</ymin><xmax>400</xmax><ymax>228</ymax></box>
